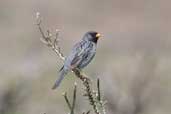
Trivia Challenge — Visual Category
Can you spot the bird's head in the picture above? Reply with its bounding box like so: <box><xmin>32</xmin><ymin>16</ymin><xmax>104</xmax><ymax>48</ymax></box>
<box><xmin>83</xmin><ymin>31</ymin><xmax>101</xmax><ymax>43</ymax></box>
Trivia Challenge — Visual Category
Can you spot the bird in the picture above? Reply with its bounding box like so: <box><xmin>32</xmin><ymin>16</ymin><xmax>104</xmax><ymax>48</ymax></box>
<box><xmin>52</xmin><ymin>31</ymin><xmax>101</xmax><ymax>89</ymax></box>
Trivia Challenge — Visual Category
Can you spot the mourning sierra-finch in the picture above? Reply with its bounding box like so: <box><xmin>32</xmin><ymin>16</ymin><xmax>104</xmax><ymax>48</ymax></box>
<box><xmin>52</xmin><ymin>31</ymin><xmax>101</xmax><ymax>89</ymax></box>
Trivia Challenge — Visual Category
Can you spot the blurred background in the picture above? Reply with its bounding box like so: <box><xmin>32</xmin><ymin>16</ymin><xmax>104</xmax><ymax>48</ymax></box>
<box><xmin>0</xmin><ymin>0</ymin><xmax>171</xmax><ymax>114</ymax></box>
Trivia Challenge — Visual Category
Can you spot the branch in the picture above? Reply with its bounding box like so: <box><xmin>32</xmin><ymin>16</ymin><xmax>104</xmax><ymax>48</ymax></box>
<box><xmin>71</xmin><ymin>83</ymin><xmax>77</xmax><ymax>114</ymax></box>
<box><xmin>36</xmin><ymin>12</ymin><xmax>65</xmax><ymax>61</ymax></box>
<box><xmin>63</xmin><ymin>92</ymin><xmax>72</xmax><ymax>111</ymax></box>
<box><xmin>83</xmin><ymin>110</ymin><xmax>90</xmax><ymax>114</ymax></box>
<box><xmin>97</xmin><ymin>79</ymin><xmax>101</xmax><ymax>101</ymax></box>
<box><xmin>73</xmin><ymin>69</ymin><xmax>99</xmax><ymax>114</ymax></box>
<box><xmin>63</xmin><ymin>83</ymin><xmax>77</xmax><ymax>114</ymax></box>
<box><xmin>95</xmin><ymin>79</ymin><xmax>106</xmax><ymax>114</ymax></box>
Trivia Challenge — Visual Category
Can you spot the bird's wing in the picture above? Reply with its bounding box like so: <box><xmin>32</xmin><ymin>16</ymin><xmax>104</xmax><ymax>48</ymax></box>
<box><xmin>77</xmin><ymin>42</ymin><xmax>96</xmax><ymax>68</ymax></box>
<box><xmin>70</xmin><ymin>41</ymin><xmax>86</xmax><ymax>68</ymax></box>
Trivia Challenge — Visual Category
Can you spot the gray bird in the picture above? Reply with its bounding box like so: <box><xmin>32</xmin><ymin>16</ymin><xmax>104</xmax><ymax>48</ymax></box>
<box><xmin>52</xmin><ymin>31</ymin><xmax>101</xmax><ymax>89</ymax></box>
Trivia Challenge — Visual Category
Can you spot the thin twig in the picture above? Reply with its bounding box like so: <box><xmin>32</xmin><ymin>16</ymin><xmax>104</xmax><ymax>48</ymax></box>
<box><xmin>97</xmin><ymin>79</ymin><xmax>101</xmax><ymax>101</ymax></box>
<box><xmin>71</xmin><ymin>83</ymin><xmax>77</xmax><ymax>114</ymax></box>
<box><xmin>83</xmin><ymin>110</ymin><xmax>91</xmax><ymax>114</ymax></box>
<box><xmin>63</xmin><ymin>92</ymin><xmax>72</xmax><ymax>111</ymax></box>
<box><xmin>63</xmin><ymin>83</ymin><xmax>77</xmax><ymax>114</ymax></box>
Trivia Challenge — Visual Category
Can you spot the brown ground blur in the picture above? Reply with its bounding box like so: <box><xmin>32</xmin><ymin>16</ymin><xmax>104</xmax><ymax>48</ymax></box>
<box><xmin>0</xmin><ymin>0</ymin><xmax>171</xmax><ymax>114</ymax></box>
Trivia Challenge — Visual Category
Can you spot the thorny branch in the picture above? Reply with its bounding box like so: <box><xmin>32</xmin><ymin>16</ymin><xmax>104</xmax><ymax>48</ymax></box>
<box><xmin>73</xmin><ymin>69</ymin><xmax>99</xmax><ymax>114</ymax></box>
<box><xmin>35</xmin><ymin>12</ymin><xmax>106</xmax><ymax>114</ymax></box>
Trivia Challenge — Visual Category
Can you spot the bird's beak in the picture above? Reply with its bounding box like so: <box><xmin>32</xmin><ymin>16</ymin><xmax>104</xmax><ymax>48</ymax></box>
<box><xmin>96</xmin><ymin>33</ymin><xmax>101</xmax><ymax>38</ymax></box>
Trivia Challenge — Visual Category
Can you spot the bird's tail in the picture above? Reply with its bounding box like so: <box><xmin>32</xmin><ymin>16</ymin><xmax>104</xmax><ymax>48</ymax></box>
<box><xmin>52</xmin><ymin>69</ymin><xmax>67</xmax><ymax>89</ymax></box>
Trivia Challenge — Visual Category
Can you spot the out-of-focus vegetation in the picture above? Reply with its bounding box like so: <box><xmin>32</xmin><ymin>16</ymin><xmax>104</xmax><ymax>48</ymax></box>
<box><xmin>0</xmin><ymin>0</ymin><xmax>171</xmax><ymax>114</ymax></box>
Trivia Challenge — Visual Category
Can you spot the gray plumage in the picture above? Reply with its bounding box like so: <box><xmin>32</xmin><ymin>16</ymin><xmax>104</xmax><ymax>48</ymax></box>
<box><xmin>52</xmin><ymin>31</ymin><xmax>100</xmax><ymax>89</ymax></box>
